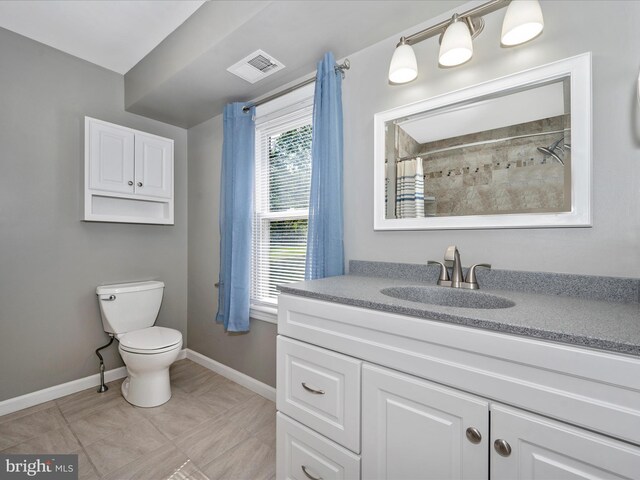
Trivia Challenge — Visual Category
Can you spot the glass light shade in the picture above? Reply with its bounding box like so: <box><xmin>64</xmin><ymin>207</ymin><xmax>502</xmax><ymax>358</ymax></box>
<box><xmin>438</xmin><ymin>19</ymin><xmax>473</xmax><ymax>67</ymax></box>
<box><xmin>388</xmin><ymin>43</ymin><xmax>418</xmax><ymax>83</ymax></box>
<box><xmin>501</xmin><ymin>0</ymin><xmax>544</xmax><ymax>46</ymax></box>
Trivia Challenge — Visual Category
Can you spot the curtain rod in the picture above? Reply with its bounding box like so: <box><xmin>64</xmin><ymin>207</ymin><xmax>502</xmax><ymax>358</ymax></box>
<box><xmin>396</xmin><ymin>128</ymin><xmax>571</xmax><ymax>162</ymax></box>
<box><xmin>242</xmin><ymin>59</ymin><xmax>350</xmax><ymax>113</ymax></box>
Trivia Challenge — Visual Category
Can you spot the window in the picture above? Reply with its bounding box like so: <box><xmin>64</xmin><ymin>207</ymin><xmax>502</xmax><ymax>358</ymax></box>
<box><xmin>251</xmin><ymin>93</ymin><xmax>313</xmax><ymax>311</ymax></box>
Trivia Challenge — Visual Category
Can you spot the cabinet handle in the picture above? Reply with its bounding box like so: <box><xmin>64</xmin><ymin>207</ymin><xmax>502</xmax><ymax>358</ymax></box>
<box><xmin>301</xmin><ymin>382</ymin><xmax>325</xmax><ymax>395</ymax></box>
<box><xmin>494</xmin><ymin>439</ymin><xmax>512</xmax><ymax>457</ymax></box>
<box><xmin>128</xmin><ymin>181</ymin><xmax>133</xmax><ymax>186</ymax></box>
<box><xmin>137</xmin><ymin>182</ymin><xmax>143</xmax><ymax>187</ymax></box>
<box><xmin>301</xmin><ymin>465</ymin><xmax>323</xmax><ymax>480</ymax></box>
<box><xmin>465</xmin><ymin>427</ymin><xmax>482</xmax><ymax>444</ymax></box>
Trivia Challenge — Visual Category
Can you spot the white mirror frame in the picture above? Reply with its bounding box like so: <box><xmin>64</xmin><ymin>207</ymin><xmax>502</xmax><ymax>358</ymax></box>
<box><xmin>374</xmin><ymin>52</ymin><xmax>592</xmax><ymax>230</ymax></box>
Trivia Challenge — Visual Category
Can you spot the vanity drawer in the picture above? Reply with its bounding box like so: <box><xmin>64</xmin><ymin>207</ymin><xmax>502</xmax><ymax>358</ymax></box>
<box><xmin>277</xmin><ymin>412</ymin><xmax>360</xmax><ymax>480</ymax></box>
<box><xmin>277</xmin><ymin>336</ymin><xmax>361</xmax><ymax>452</ymax></box>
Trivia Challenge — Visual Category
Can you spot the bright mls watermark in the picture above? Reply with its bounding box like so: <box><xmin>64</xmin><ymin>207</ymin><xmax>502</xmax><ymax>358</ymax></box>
<box><xmin>0</xmin><ymin>455</ymin><xmax>77</xmax><ymax>480</ymax></box>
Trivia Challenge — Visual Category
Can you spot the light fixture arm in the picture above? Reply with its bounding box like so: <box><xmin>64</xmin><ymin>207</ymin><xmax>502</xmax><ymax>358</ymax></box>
<box><xmin>463</xmin><ymin>16</ymin><xmax>485</xmax><ymax>39</ymax></box>
<box><xmin>401</xmin><ymin>0</ymin><xmax>509</xmax><ymax>46</ymax></box>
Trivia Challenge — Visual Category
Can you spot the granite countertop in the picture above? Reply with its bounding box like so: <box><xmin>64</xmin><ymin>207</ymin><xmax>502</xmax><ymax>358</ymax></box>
<box><xmin>278</xmin><ymin>262</ymin><xmax>640</xmax><ymax>357</ymax></box>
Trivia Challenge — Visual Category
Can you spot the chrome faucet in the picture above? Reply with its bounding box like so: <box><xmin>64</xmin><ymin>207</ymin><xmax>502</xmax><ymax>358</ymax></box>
<box><xmin>445</xmin><ymin>245</ymin><xmax>464</xmax><ymax>288</ymax></box>
<box><xmin>428</xmin><ymin>245</ymin><xmax>491</xmax><ymax>290</ymax></box>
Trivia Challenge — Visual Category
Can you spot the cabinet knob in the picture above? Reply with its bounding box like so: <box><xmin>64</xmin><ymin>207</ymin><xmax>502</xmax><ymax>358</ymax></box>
<box><xmin>494</xmin><ymin>439</ymin><xmax>512</xmax><ymax>457</ymax></box>
<box><xmin>301</xmin><ymin>465</ymin><xmax>323</xmax><ymax>480</ymax></box>
<box><xmin>465</xmin><ymin>427</ymin><xmax>482</xmax><ymax>444</ymax></box>
<box><xmin>137</xmin><ymin>182</ymin><xmax>143</xmax><ymax>187</ymax></box>
<box><xmin>128</xmin><ymin>181</ymin><xmax>133</xmax><ymax>186</ymax></box>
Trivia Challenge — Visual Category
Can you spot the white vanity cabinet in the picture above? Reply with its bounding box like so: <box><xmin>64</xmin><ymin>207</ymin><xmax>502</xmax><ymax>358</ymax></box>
<box><xmin>277</xmin><ymin>413</ymin><xmax>360</xmax><ymax>480</ymax></box>
<box><xmin>84</xmin><ymin>117</ymin><xmax>174</xmax><ymax>224</ymax></box>
<box><xmin>362</xmin><ymin>364</ymin><xmax>640</xmax><ymax>480</ymax></box>
<box><xmin>277</xmin><ymin>337</ymin><xmax>361</xmax><ymax>452</ymax></box>
<box><xmin>362</xmin><ymin>363</ymin><xmax>488</xmax><ymax>480</ymax></box>
<box><xmin>490</xmin><ymin>404</ymin><xmax>640</xmax><ymax>480</ymax></box>
<box><xmin>276</xmin><ymin>293</ymin><xmax>640</xmax><ymax>480</ymax></box>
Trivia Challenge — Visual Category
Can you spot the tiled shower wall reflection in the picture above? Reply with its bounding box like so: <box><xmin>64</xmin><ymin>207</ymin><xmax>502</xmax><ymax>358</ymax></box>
<box><xmin>396</xmin><ymin>115</ymin><xmax>571</xmax><ymax>217</ymax></box>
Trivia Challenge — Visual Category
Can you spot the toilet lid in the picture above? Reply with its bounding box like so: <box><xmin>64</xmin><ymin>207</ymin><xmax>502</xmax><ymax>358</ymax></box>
<box><xmin>119</xmin><ymin>326</ymin><xmax>182</xmax><ymax>351</ymax></box>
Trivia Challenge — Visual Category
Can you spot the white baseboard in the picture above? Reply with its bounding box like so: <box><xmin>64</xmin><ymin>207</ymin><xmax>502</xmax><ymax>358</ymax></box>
<box><xmin>186</xmin><ymin>348</ymin><xmax>276</xmax><ymax>402</ymax></box>
<box><xmin>0</xmin><ymin>367</ymin><xmax>127</xmax><ymax>417</ymax></box>
<box><xmin>0</xmin><ymin>348</ymin><xmax>188</xmax><ymax>417</ymax></box>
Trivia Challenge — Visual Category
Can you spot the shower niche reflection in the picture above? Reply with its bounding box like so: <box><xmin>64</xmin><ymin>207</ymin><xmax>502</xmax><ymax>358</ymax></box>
<box><xmin>374</xmin><ymin>53</ymin><xmax>591</xmax><ymax>230</ymax></box>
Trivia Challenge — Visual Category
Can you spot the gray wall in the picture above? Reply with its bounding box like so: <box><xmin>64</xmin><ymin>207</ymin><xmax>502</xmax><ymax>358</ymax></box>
<box><xmin>344</xmin><ymin>1</ymin><xmax>640</xmax><ymax>277</ymax></box>
<box><xmin>186</xmin><ymin>1</ymin><xmax>640</xmax><ymax>391</ymax></box>
<box><xmin>188</xmin><ymin>115</ymin><xmax>277</xmax><ymax>388</ymax></box>
<box><xmin>0</xmin><ymin>28</ymin><xmax>188</xmax><ymax>402</ymax></box>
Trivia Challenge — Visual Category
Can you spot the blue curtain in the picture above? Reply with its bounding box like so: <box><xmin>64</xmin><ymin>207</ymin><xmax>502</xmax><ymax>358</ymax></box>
<box><xmin>216</xmin><ymin>103</ymin><xmax>255</xmax><ymax>332</ymax></box>
<box><xmin>305</xmin><ymin>52</ymin><xmax>344</xmax><ymax>280</ymax></box>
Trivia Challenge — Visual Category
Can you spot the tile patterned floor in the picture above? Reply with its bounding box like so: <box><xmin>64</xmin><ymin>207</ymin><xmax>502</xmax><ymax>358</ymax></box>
<box><xmin>0</xmin><ymin>360</ymin><xmax>276</xmax><ymax>480</ymax></box>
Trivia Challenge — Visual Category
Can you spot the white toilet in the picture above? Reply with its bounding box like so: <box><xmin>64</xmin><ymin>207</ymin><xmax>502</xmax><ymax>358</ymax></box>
<box><xmin>96</xmin><ymin>280</ymin><xmax>182</xmax><ymax>407</ymax></box>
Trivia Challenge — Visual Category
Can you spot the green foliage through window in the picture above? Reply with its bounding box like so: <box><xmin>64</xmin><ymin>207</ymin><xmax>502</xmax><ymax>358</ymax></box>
<box><xmin>253</xmin><ymin>114</ymin><xmax>313</xmax><ymax>304</ymax></box>
<box><xmin>268</xmin><ymin>125</ymin><xmax>312</xmax><ymax>212</ymax></box>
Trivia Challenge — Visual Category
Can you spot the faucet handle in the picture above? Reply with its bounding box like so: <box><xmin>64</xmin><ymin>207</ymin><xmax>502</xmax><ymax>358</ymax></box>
<box><xmin>464</xmin><ymin>264</ymin><xmax>492</xmax><ymax>289</ymax></box>
<box><xmin>428</xmin><ymin>261</ymin><xmax>451</xmax><ymax>285</ymax></box>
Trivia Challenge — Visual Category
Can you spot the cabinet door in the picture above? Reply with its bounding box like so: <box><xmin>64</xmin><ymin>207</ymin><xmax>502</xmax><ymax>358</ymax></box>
<box><xmin>362</xmin><ymin>364</ymin><xmax>489</xmax><ymax>480</ymax></box>
<box><xmin>134</xmin><ymin>133</ymin><xmax>173</xmax><ymax>198</ymax></box>
<box><xmin>491</xmin><ymin>404</ymin><xmax>640</xmax><ymax>480</ymax></box>
<box><xmin>88</xmin><ymin>119</ymin><xmax>135</xmax><ymax>194</ymax></box>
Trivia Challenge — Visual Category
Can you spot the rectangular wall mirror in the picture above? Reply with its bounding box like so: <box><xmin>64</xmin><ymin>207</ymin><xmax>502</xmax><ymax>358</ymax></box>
<box><xmin>374</xmin><ymin>53</ymin><xmax>592</xmax><ymax>230</ymax></box>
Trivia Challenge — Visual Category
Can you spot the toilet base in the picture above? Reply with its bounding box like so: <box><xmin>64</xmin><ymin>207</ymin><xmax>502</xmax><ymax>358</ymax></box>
<box><xmin>121</xmin><ymin>373</ymin><xmax>172</xmax><ymax>408</ymax></box>
<box><xmin>118</xmin><ymin>342</ymin><xmax>181</xmax><ymax>408</ymax></box>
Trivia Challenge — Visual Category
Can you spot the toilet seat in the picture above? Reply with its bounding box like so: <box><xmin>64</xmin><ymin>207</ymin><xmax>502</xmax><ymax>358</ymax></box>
<box><xmin>119</xmin><ymin>326</ymin><xmax>182</xmax><ymax>354</ymax></box>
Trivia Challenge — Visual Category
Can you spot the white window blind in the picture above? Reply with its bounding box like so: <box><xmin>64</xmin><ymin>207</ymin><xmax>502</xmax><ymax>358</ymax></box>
<box><xmin>252</xmin><ymin>104</ymin><xmax>313</xmax><ymax>307</ymax></box>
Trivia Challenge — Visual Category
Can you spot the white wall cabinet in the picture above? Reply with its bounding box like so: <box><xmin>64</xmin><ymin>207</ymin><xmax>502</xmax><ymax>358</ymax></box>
<box><xmin>277</xmin><ymin>294</ymin><xmax>640</xmax><ymax>480</ymax></box>
<box><xmin>134</xmin><ymin>132</ymin><xmax>173</xmax><ymax>199</ymax></box>
<box><xmin>84</xmin><ymin>117</ymin><xmax>174</xmax><ymax>224</ymax></box>
<box><xmin>88</xmin><ymin>120</ymin><xmax>135</xmax><ymax>195</ymax></box>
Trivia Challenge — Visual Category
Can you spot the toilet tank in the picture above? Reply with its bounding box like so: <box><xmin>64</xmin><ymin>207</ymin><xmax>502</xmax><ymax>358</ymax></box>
<box><xmin>96</xmin><ymin>281</ymin><xmax>164</xmax><ymax>335</ymax></box>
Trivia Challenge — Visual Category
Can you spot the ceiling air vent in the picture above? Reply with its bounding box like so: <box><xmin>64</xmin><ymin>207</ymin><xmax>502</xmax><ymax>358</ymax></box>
<box><xmin>227</xmin><ymin>49</ymin><xmax>285</xmax><ymax>84</ymax></box>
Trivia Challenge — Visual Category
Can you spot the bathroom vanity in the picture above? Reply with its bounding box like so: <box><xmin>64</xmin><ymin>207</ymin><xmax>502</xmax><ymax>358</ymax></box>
<box><xmin>275</xmin><ymin>262</ymin><xmax>640</xmax><ymax>480</ymax></box>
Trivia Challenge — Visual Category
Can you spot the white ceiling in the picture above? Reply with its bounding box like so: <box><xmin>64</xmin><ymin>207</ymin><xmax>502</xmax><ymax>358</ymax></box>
<box><xmin>0</xmin><ymin>0</ymin><xmax>205</xmax><ymax>74</ymax></box>
<box><xmin>0</xmin><ymin>0</ymin><xmax>468</xmax><ymax>127</ymax></box>
<box><xmin>123</xmin><ymin>1</ymin><xmax>466</xmax><ymax>127</ymax></box>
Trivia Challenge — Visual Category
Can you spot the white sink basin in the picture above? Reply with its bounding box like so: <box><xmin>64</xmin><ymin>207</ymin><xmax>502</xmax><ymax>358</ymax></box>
<box><xmin>380</xmin><ymin>286</ymin><xmax>515</xmax><ymax>309</ymax></box>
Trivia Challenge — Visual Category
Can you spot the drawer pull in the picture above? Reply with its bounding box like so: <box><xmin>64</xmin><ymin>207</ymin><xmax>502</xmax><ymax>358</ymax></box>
<box><xmin>302</xmin><ymin>382</ymin><xmax>325</xmax><ymax>395</ymax></box>
<box><xmin>301</xmin><ymin>465</ymin><xmax>323</xmax><ymax>480</ymax></box>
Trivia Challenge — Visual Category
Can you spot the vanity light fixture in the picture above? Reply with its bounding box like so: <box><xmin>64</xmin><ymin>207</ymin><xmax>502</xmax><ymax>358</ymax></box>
<box><xmin>501</xmin><ymin>0</ymin><xmax>544</xmax><ymax>46</ymax></box>
<box><xmin>438</xmin><ymin>14</ymin><xmax>474</xmax><ymax>67</ymax></box>
<box><xmin>389</xmin><ymin>37</ymin><xmax>418</xmax><ymax>83</ymax></box>
<box><xmin>388</xmin><ymin>0</ymin><xmax>544</xmax><ymax>84</ymax></box>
